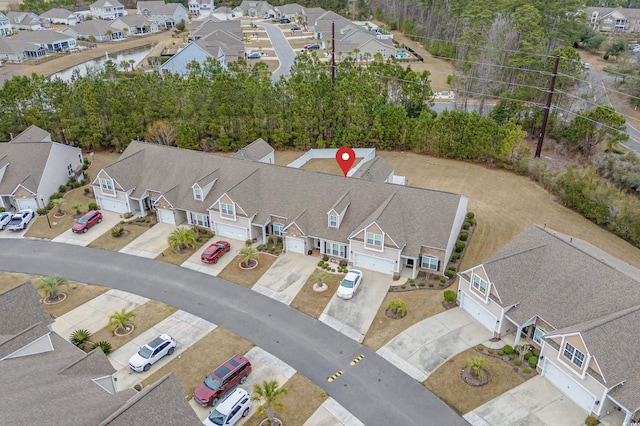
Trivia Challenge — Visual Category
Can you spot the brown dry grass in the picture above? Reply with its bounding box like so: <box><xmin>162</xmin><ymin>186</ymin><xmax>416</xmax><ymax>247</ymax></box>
<box><xmin>217</xmin><ymin>253</ymin><xmax>278</xmax><ymax>288</ymax></box>
<box><xmin>301</xmin><ymin>157</ymin><xmax>362</xmax><ymax>175</ymax></box>
<box><xmin>241</xmin><ymin>373</ymin><xmax>328</xmax><ymax>426</ymax></box>
<box><xmin>363</xmin><ymin>289</ymin><xmax>447</xmax><ymax>351</ymax></box>
<box><xmin>87</xmin><ymin>224</ymin><xmax>149</xmax><ymax>251</ymax></box>
<box><xmin>0</xmin><ymin>272</ymin><xmax>109</xmax><ymax>317</ymax></box>
<box><xmin>288</xmin><ymin>36</ymin><xmax>317</xmax><ymax>49</ymax></box>
<box><xmin>88</xmin><ymin>300</ymin><xmax>177</xmax><ymax>352</ymax></box>
<box><xmin>141</xmin><ymin>328</ymin><xmax>254</xmax><ymax>396</ymax></box>
<box><xmin>424</xmin><ymin>349</ymin><xmax>525</xmax><ymax>415</ymax></box>
<box><xmin>290</xmin><ymin>273</ymin><xmax>343</xmax><ymax>319</ymax></box>
<box><xmin>274</xmin><ymin>150</ymin><xmax>304</xmax><ymax>166</ymax></box>
<box><xmin>155</xmin><ymin>237</ymin><xmax>210</xmax><ymax>266</ymax></box>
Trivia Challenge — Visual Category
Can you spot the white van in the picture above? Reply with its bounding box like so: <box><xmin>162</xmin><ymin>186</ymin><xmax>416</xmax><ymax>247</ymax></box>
<box><xmin>202</xmin><ymin>388</ymin><xmax>251</xmax><ymax>426</ymax></box>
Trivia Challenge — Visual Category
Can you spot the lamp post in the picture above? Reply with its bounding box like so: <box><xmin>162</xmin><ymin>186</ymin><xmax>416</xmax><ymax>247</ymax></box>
<box><xmin>40</xmin><ymin>196</ymin><xmax>51</xmax><ymax>229</ymax></box>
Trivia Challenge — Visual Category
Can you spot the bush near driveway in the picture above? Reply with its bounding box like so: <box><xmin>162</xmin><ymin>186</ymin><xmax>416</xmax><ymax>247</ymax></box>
<box><xmin>290</xmin><ymin>273</ymin><xmax>343</xmax><ymax>319</ymax></box>
<box><xmin>217</xmin><ymin>252</ymin><xmax>277</xmax><ymax>288</ymax></box>
<box><xmin>87</xmin><ymin>223</ymin><xmax>149</xmax><ymax>251</ymax></box>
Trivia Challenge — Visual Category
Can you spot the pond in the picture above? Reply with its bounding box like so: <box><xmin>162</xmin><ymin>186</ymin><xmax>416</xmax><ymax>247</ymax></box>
<box><xmin>51</xmin><ymin>46</ymin><xmax>154</xmax><ymax>82</ymax></box>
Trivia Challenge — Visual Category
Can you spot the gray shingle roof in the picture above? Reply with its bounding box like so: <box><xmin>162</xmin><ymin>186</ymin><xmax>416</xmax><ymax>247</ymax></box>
<box><xmin>74</xmin><ymin>20</ymin><xmax>112</xmax><ymax>35</ymax></box>
<box><xmin>232</xmin><ymin>138</ymin><xmax>273</xmax><ymax>161</ymax></box>
<box><xmin>190</xmin><ymin>19</ymin><xmax>243</xmax><ymax>40</ymax></box>
<box><xmin>91</xmin><ymin>0</ymin><xmax>124</xmax><ymax>8</ymax></box>
<box><xmin>351</xmin><ymin>156</ymin><xmax>393</xmax><ymax>182</ymax></box>
<box><xmin>101</xmin><ymin>142</ymin><xmax>465</xmax><ymax>255</ymax></box>
<box><xmin>10</xmin><ymin>124</ymin><xmax>51</xmax><ymax>143</ymax></box>
<box><xmin>12</xmin><ymin>30</ymin><xmax>75</xmax><ymax>44</ymax></box>
<box><xmin>40</xmin><ymin>8</ymin><xmax>75</xmax><ymax>20</ymax></box>
<box><xmin>0</xmin><ymin>140</ymin><xmax>53</xmax><ymax>196</ymax></box>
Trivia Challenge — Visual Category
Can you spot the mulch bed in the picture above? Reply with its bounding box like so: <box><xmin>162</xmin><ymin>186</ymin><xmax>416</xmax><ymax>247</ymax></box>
<box><xmin>442</xmin><ymin>301</ymin><xmax>457</xmax><ymax>310</ymax></box>
<box><xmin>385</xmin><ymin>308</ymin><xmax>407</xmax><ymax>319</ymax></box>
<box><xmin>474</xmin><ymin>346</ymin><xmax>538</xmax><ymax>381</ymax></box>
<box><xmin>240</xmin><ymin>259</ymin><xmax>258</xmax><ymax>269</ymax></box>
<box><xmin>461</xmin><ymin>367</ymin><xmax>490</xmax><ymax>386</ymax></box>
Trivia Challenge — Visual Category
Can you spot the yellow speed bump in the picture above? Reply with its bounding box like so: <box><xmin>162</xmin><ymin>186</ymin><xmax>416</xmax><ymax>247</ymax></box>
<box><xmin>350</xmin><ymin>354</ymin><xmax>365</xmax><ymax>366</ymax></box>
<box><xmin>327</xmin><ymin>371</ymin><xmax>343</xmax><ymax>382</ymax></box>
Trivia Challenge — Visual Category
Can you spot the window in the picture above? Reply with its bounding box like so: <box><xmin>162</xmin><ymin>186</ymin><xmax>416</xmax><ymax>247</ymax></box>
<box><xmin>324</xmin><ymin>242</ymin><xmax>346</xmax><ymax>258</ymax></box>
<box><xmin>221</xmin><ymin>202</ymin><xmax>234</xmax><ymax>216</ymax></box>
<box><xmin>533</xmin><ymin>327</ymin><xmax>547</xmax><ymax>345</ymax></box>
<box><xmin>473</xmin><ymin>275</ymin><xmax>487</xmax><ymax>295</ymax></box>
<box><xmin>67</xmin><ymin>163</ymin><xmax>73</xmax><ymax>176</ymax></box>
<box><xmin>100</xmin><ymin>178</ymin><xmax>113</xmax><ymax>190</ymax></box>
<box><xmin>273</xmin><ymin>223</ymin><xmax>283</xmax><ymax>236</ymax></box>
<box><xmin>78</xmin><ymin>153</ymin><xmax>83</xmax><ymax>164</ymax></box>
<box><xmin>421</xmin><ymin>256</ymin><xmax>439</xmax><ymax>271</ymax></box>
<box><xmin>329</xmin><ymin>214</ymin><xmax>337</xmax><ymax>227</ymax></box>
<box><xmin>194</xmin><ymin>188</ymin><xmax>202</xmax><ymax>200</ymax></box>
<box><xmin>563</xmin><ymin>343</ymin><xmax>585</xmax><ymax>368</ymax></box>
<box><xmin>366</xmin><ymin>232</ymin><xmax>382</xmax><ymax>247</ymax></box>
<box><xmin>192</xmin><ymin>212</ymin><xmax>209</xmax><ymax>228</ymax></box>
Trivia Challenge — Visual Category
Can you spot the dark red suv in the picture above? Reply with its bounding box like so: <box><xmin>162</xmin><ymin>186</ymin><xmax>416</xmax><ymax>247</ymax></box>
<box><xmin>72</xmin><ymin>210</ymin><xmax>103</xmax><ymax>233</ymax></box>
<box><xmin>201</xmin><ymin>241</ymin><xmax>231</xmax><ymax>264</ymax></box>
<box><xmin>193</xmin><ymin>354</ymin><xmax>252</xmax><ymax>407</ymax></box>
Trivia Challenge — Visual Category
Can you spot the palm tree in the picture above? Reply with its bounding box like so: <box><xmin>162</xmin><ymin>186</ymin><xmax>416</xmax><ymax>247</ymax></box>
<box><xmin>466</xmin><ymin>356</ymin><xmax>487</xmax><ymax>380</ymax></box>
<box><xmin>251</xmin><ymin>380</ymin><xmax>287</xmax><ymax>425</ymax></box>
<box><xmin>70</xmin><ymin>329</ymin><xmax>92</xmax><ymax>350</ymax></box>
<box><xmin>119</xmin><ymin>59</ymin><xmax>129</xmax><ymax>70</ymax></box>
<box><xmin>167</xmin><ymin>227</ymin><xmax>197</xmax><ymax>252</ymax></box>
<box><xmin>239</xmin><ymin>245</ymin><xmax>258</xmax><ymax>268</ymax></box>
<box><xmin>109</xmin><ymin>308</ymin><xmax>136</xmax><ymax>334</ymax></box>
<box><xmin>72</xmin><ymin>202</ymin><xmax>83</xmax><ymax>216</ymax></box>
<box><xmin>310</xmin><ymin>270</ymin><xmax>328</xmax><ymax>285</ymax></box>
<box><xmin>52</xmin><ymin>198</ymin><xmax>64</xmax><ymax>214</ymax></box>
<box><xmin>37</xmin><ymin>275</ymin><xmax>68</xmax><ymax>302</ymax></box>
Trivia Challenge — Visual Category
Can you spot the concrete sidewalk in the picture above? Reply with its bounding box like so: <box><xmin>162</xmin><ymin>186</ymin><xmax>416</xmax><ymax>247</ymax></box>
<box><xmin>304</xmin><ymin>398</ymin><xmax>365</xmax><ymax>426</ymax></box>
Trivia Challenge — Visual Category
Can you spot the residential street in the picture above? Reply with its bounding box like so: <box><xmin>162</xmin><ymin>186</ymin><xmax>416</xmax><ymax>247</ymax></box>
<box><xmin>258</xmin><ymin>22</ymin><xmax>297</xmax><ymax>81</ymax></box>
<box><xmin>1</xmin><ymin>239</ymin><xmax>468</xmax><ymax>426</ymax></box>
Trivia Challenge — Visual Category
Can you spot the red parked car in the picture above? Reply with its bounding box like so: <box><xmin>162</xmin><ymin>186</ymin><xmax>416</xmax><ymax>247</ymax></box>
<box><xmin>193</xmin><ymin>354</ymin><xmax>252</xmax><ymax>407</ymax></box>
<box><xmin>72</xmin><ymin>210</ymin><xmax>102</xmax><ymax>233</ymax></box>
<box><xmin>201</xmin><ymin>241</ymin><xmax>231</xmax><ymax>264</ymax></box>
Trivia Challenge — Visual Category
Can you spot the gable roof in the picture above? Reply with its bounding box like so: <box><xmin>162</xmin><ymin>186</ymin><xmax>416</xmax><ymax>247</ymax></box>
<box><xmin>91</xmin><ymin>0</ymin><xmax>124</xmax><ymax>8</ymax></box>
<box><xmin>190</xmin><ymin>19</ymin><xmax>243</xmax><ymax>40</ymax></box>
<box><xmin>0</xmin><ymin>37</ymin><xmax>45</xmax><ymax>55</ymax></box>
<box><xmin>11</xmin><ymin>30</ymin><xmax>75</xmax><ymax>44</ymax></box>
<box><xmin>484</xmin><ymin>225</ymin><xmax>640</xmax><ymax>328</ymax></box>
<box><xmin>10</xmin><ymin>124</ymin><xmax>51</xmax><ymax>143</ymax></box>
<box><xmin>351</xmin><ymin>156</ymin><xmax>393</xmax><ymax>182</ymax></box>
<box><xmin>100</xmin><ymin>142</ymin><xmax>465</xmax><ymax>253</ymax></box>
<box><xmin>74</xmin><ymin>20</ymin><xmax>113</xmax><ymax>35</ymax></box>
<box><xmin>40</xmin><ymin>8</ymin><xmax>76</xmax><ymax>19</ymax></box>
<box><xmin>232</xmin><ymin>138</ymin><xmax>273</xmax><ymax>161</ymax></box>
<box><xmin>0</xmin><ymin>137</ymin><xmax>54</xmax><ymax>195</ymax></box>
<box><xmin>195</xmin><ymin>29</ymin><xmax>244</xmax><ymax>60</ymax></box>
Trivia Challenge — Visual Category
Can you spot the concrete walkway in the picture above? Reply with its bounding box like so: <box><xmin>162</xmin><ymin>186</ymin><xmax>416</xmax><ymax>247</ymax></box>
<box><xmin>304</xmin><ymin>398</ymin><xmax>365</xmax><ymax>426</ymax></box>
<box><xmin>377</xmin><ymin>308</ymin><xmax>492</xmax><ymax>381</ymax></box>
<box><xmin>252</xmin><ymin>252</ymin><xmax>318</xmax><ymax>305</ymax></box>
<box><xmin>119</xmin><ymin>223</ymin><xmax>174</xmax><ymax>258</ymax></box>
<box><xmin>464</xmin><ymin>376</ymin><xmax>587</xmax><ymax>426</ymax></box>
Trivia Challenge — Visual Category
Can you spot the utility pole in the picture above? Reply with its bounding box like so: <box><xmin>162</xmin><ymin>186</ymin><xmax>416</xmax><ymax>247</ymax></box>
<box><xmin>535</xmin><ymin>55</ymin><xmax>560</xmax><ymax>158</ymax></box>
<box><xmin>332</xmin><ymin>21</ymin><xmax>335</xmax><ymax>84</ymax></box>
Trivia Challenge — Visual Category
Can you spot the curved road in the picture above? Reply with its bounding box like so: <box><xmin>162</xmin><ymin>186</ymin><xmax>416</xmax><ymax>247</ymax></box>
<box><xmin>257</xmin><ymin>22</ymin><xmax>297</xmax><ymax>81</ymax></box>
<box><xmin>2</xmin><ymin>240</ymin><xmax>467</xmax><ymax>426</ymax></box>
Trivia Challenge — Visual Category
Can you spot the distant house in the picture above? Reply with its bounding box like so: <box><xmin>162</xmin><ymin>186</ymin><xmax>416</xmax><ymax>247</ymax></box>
<box><xmin>110</xmin><ymin>15</ymin><xmax>157</xmax><ymax>35</ymax></box>
<box><xmin>90</xmin><ymin>0</ymin><xmax>125</xmax><ymax>20</ymax></box>
<box><xmin>0</xmin><ymin>37</ymin><xmax>46</xmax><ymax>62</ymax></box>
<box><xmin>232</xmin><ymin>138</ymin><xmax>274</xmax><ymax>164</ymax></box>
<box><xmin>5</xmin><ymin>12</ymin><xmax>42</xmax><ymax>31</ymax></box>
<box><xmin>585</xmin><ymin>7</ymin><xmax>640</xmax><ymax>33</ymax></box>
<box><xmin>189</xmin><ymin>19</ymin><xmax>243</xmax><ymax>41</ymax></box>
<box><xmin>276</xmin><ymin>3</ymin><xmax>304</xmax><ymax>20</ymax></box>
<box><xmin>149</xmin><ymin>3</ymin><xmax>188</xmax><ymax>28</ymax></box>
<box><xmin>40</xmin><ymin>8</ymin><xmax>82</xmax><ymax>26</ymax></box>
<box><xmin>137</xmin><ymin>0</ymin><xmax>165</xmax><ymax>17</ymax></box>
<box><xmin>210</xmin><ymin>6</ymin><xmax>236</xmax><ymax>20</ymax></box>
<box><xmin>0</xmin><ymin>12</ymin><xmax>13</xmax><ymax>36</ymax></box>
<box><xmin>10</xmin><ymin>30</ymin><xmax>77</xmax><ymax>52</ymax></box>
<box><xmin>65</xmin><ymin>21</ymin><xmax>125</xmax><ymax>42</ymax></box>
<box><xmin>0</xmin><ymin>283</ymin><xmax>201</xmax><ymax>426</ymax></box>
<box><xmin>233</xmin><ymin>0</ymin><xmax>276</xmax><ymax>18</ymax></box>
<box><xmin>188</xmin><ymin>0</ymin><xmax>214</xmax><ymax>17</ymax></box>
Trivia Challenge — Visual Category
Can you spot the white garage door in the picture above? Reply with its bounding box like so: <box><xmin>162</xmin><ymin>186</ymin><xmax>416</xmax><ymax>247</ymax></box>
<box><xmin>215</xmin><ymin>222</ymin><xmax>247</xmax><ymax>241</ymax></box>
<box><xmin>157</xmin><ymin>209</ymin><xmax>175</xmax><ymax>225</ymax></box>
<box><xmin>353</xmin><ymin>253</ymin><xmax>394</xmax><ymax>275</ymax></box>
<box><xmin>16</xmin><ymin>198</ymin><xmax>38</xmax><ymax>211</ymax></box>
<box><xmin>460</xmin><ymin>292</ymin><xmax>497</xmax><ymax>332</ymax></box>
<box><xmin>286</xmin><ymin>237</ymin><xmax>305</xmax><ymax>254</ymax></box>
<box><xmin>543</xmin><ymin>360</ymin><xmax>595</xmax><ymax>412</ymax></box>
<box><xmin>97</xmin><ymin>197</ymin><xmax>128</xmax><ymax>214</ymax></box>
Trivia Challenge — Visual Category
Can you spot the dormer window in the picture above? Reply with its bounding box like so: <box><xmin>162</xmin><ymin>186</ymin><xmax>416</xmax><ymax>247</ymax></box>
<box><xmin>100</xmin><ymin>178</ymin><xmax>113</xmax><ymax>190</ymax></box>
<box><xmin>366</xmin><ymin>232</ymin><xmax>382</xmax><ymax>247</ymax></box>
<box><xmin>563</xmin><ymin>343</ymin><xmax>585</xmax><ymax>368</ymax></box>
<box><xmin>221</xmin><ymin>202</ymin><xmax>234</xmax><ymax>216</ymax></box>
<box><xmin>194</xmin><ymin>188</ymin><xmax>202</xmax><ymax>200</ymax></box>
<box><xmin>329</xmin><ymin>214</ymin><xmax>337</xmax><ymax>228</ymax></box>
<box><xmin>473</xmin><ymin>275</ymin><xmax>487</xmax><ymax>295</ymax></box>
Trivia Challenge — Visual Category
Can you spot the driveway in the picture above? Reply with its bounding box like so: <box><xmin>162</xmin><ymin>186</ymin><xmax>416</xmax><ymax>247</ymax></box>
<box><xmin>119</xmin><ymin>223</ymin><xmax>175</xmax><ymax>258</ymax></box>
<box><xmin>181</xmin><ymin>238</ymin><xmax>245</xmax><ymax>277</ymax></box>
<box><xmin>377</xmin><ymin>308</ymin><xmax>492</xmax><ymax>381</ymax></box>
<box><xmin>258</xmin><ymin>22</ymin><xmax>296</xmax><ymax>81</ymax></box>
<box><xmin>464</xmin><ymin>376</ymin><xmax>587</xmax><ymax>426</ymax></box>
<box><xmin>189</xmin><ymin>346</ymin><xmax>296</xmax><ymax>423</ymax></box>
<box><xmin>0</xmin><ymin>217</ymin><xmax>36</xmax><ymax>239</ymax></box>
<box><xmin>3</xmin><ymin>240</ymin><xmax>469</xmax><ymax>426</ymax></box>
<box><xmin>319</xmin><ymin>271</ymin><xmax>390</xmax><ymax>343</ymax></box>
<box><xmin>53</xmin><ymin>289</ymin><xmax>149</xmax><ymax>339</ymax></box>
<box><xmin>109</xmin><ymin>310</ymin><xmax>217</xmax><ymax>389</ymax></box>
<box><xmin>252</xmin><ymin>252</ymin><xmax>318</xmax><ymax>304</ymax></box>
<box><xmin>51</xmin><ymin>211</ymin><xmax>121</xmax><ymax>246</ymax></box>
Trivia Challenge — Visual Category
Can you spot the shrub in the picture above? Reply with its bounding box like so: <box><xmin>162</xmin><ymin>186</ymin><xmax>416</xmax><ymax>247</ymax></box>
<box><xmin>487</xmin><ymin>348</ymin><xmax>493</xmax><ymax>354</ymax></box>
<box><xmin>267</xmin><ymin>237</ymin><xmax>274</xmax><ymax>245</ymax></box>
<box><xmin>514</xmin><ymin>359</ymin><xmax>522</xmax><ymax>366</ymax></box>
<box><xmin>451</xmin><ymin>253</ymin><xmax>461</xmax><ymax>262</ymax></box>
<box><xmin>47</xmin><ymin>202</ymin><xmax>53</xmax><ymax>210</ymax></box>
<box><xmin>440</xmin><ymin>278</ymin><xmax>446</xmax><ymax>284</ymax></box>
<box><xmin>497</xmin><ymin>350</ymin><xmax>504</xmax><ymax>356</ymax></box>
<box><xmin>459</xmin><ymin>231</ymin><xmax>468</xmax><ymax>241</ymax></box>
<box><xmin>88</xmin><ymin>202</ymin><xmax>98</xmax><ymax>210</ymax></box>
<box><xmin>444</xmin><ymin>269</ymin><xmax>455</xmax><ymax>278</ymax></box>
<box><xmin>401</xmin><ymin>285</ymin><xmax>406</xmax><ymax>289</ymax></box>
<box><xmin>532</xmin><ymin>348</ymin><xmax>540</xmax><ymax>357</ymax></box>
<box><xmin>477</xmin><ymin>345</ymin><xmax>483</xmax><ymax>351</ymax></box>
<box><xmin>37</xmin><ymin>208</ymin><xmax>46</xmax><ymax>216</ymax></box>
<box><xmin>84</xmin><ymin>188</ymin><xmax>90</xmax><ymax>194</ymax></box>
<box><xmin>388</xmin><ymin>299</ymin><xmax>407</xmax><ymax>315</ymax></box>
<box><xmin>509</xmin><ymin>354</ymin><xmax>514</xmax><ymax>360</ymax></box>
<box><xmin>503</xmin><ymin>345</ymin><xmax>514</xmax><ymax>354</ymax></box>
<box><xmin>428</xmin><ymin>283</ymin><xmax>434</xmax><ymax>287</ymax></box>
<box><xmin>585</xmin><ymin>416</ymin><xmax>599</xmax><ymax>426</ymax></box>
<box><xmin>331</xmin><ymin>268</ymin><xmax>335</xmax><ymax>272</ymax></box>
<box><xmin>528</xmin><ymin>356</ymin><xmax>538</xmax><ymax>368</ymax></box>
<box><xmin>523</xmin><ymin>367</ymin><xmax>531</xmax><ymax>374</ymax></box>
<box><xmin>59</xmin><ymin>184</ymin><xmax>67</xmax><ymax>193</ymax></box>
<box><xmin>447</xmin><ymin>266</ymin><xmax>456</xmax><ymax>272</ymax></box>
<box><xmin>523</xmin><ymin>352</ymin><xmax>532</xmax><ymax>361</ymax></box>
<box><xmin>443</xmin><ymin>290</ymin><xmax>456</xmax><ymax>302</ymax></box>
<box><xmin>112</xmin><ymin>226</ymin><xmax>124</xmax><ymax>237</ymax></box>
<box><xmin>50</xmin><ymin>192</ymin><xmax>63</xmax><ymax>200</ymax></box>
<box><xmin>466</xmin><ymin>212</ymin><xmax>475</xmax><ymax>220</ymax></box>
<box><xmin>317</xmin><ymin>261</ymin><xmax>324</xmax><ymax>267</ymax></box>
<box><xmin>80</xmin><ymin>179</ymin><xmax>86</xmax><ymax>185</ymax></box>
<box><xmin>410</xmin><ymin>281</ymin><xmax>416</xmax><ymax>287</ymax></box>
<box><xmin>322</xmin><ymin>254</ymin><xmax>329</xmax><ymax>261</ymax></box>
<box><xmin>463</xmin><ymin>221</ymin><xmax>471</xmax><ymax>230</ymax></box>
<box><xmin>339</xmin><ymin>259</ymin><xmax>347</xmax><ymax>267</ymax></box>
<box><xmin>133</xmin><ymin>384</ymin><xmax>143</xmax><ymax>392</ymax></box>
<box><xmin>90</xmin><ymin>340</ymin><xmax>113</xmax><ymax>355</ymax></box>
<box><xmin>82</xmin><ymin>163</ymin><xmax>89</xmax><ymax>170</ymax></box>
<box><xmin>419</xmin><ymin>282</ymin><xmax>426</xmax><ymax>287</ymax></box>
<box><xmin>455</xmin><ymin>242</ymin><xmax>465</xmax><ymax>253</ymax></box>
<box><xmin>438</xmin><ymin>283</ymin><xmax>444</xmax><ymax>287</ymax></box>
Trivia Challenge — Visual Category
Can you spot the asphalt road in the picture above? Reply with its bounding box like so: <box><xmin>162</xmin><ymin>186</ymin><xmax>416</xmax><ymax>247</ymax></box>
<box><xmin>258</xmin><ymin>22</ymin><xmax>297</xmax><ymax>81</ymax></box>
<box><xmin>1</xmin><ymin>240</ymin><xmax>468</xmax><ymax>426</ymax></box>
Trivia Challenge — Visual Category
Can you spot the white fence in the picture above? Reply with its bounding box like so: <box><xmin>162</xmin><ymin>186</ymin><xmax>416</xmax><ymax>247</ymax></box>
<box><xmin>287</xmin><ymin>148</ymin><xmax>376</xmax><ymax>177</ymax></box>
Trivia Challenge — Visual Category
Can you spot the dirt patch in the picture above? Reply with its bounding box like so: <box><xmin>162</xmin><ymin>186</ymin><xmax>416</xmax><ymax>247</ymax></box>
<box><xmin>217</xmin><ymin>253</ymin><xmax>277</xmax><ymax>288</ymax></box>
<box><xmin>424</xmin><ymin>349</ymin><xmax>525</xmax><ymax>415</ymax></box>
<box><xmin>290</xmin><ymin>273</ymin><xmax>343</xmax><ymax>319</ymax></box>
<box><xmin>87</xmin><ymin>300</ymin><xmax>177</xmax><ymax>353</ymax></box>
<box><xmin>363</xmin><ymin>289</ymin><xmax>446</xmax><ymax>351</ymax></box>
<box><xmin>301</xmin><ymin>157</ymin><xmax>362</xmax><ymax>175</ymax></box>
<box><xmin>274</xmin><ymin>150</ymin><xmax>304</xmax><ymax>166</ymax></box>
<box><xmin>241</xmin><ymin>373</ymin><xmax>328</xmax><ymax>426</ymax></box>
<box><xmin>87</xmin><ymin>223</ymin><xmax>149</xmax><ymax>251</ymax></box>
<box><xmin>141</xmin><ymin>328</ymin><xmax>254</xmax><ymax>396</ymax></box>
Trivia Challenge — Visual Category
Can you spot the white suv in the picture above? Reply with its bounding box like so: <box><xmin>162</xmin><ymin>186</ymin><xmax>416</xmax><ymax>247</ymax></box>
<box><xmin>128</xmin><ymin>334</ymin><xmax>177</xmax><ymax>372</ymax></box>
<box><xmin>202</xmin><ymin>388</ymin><xmax>251</xmax><ymax>426</ymax></box>
<box><xmin>7</xmin><ymin>209</ymin><xmax>35</xmax><ymax>231</ymax></box>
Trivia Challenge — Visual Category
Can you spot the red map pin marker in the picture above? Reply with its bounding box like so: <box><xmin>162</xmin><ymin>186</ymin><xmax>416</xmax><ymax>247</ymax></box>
<box><xmin>336</xmin><ymin>147</ymin><xmax>356</xmax><ymax>177</ymax></box>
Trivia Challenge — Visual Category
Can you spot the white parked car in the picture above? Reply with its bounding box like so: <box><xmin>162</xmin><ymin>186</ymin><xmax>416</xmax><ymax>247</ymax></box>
<box><xmin>7</xmin><ymin>209</ymin><xmax>35</xmax><ymax>231</ymax></box>
<box><xmin>202</xmin><ymin>388</ymin><xmax>251</xmax><ymax>426</ymax></box>
<box><xmin>0</xmin><ymin>211</ymin><xmax>13</xmax><ymax>230</ymax></box>
<box><xmin>128</xmin><ymin>334</ymin><xmax>177</xmax><ymax>372</ymax></box>
<box><xmin>337</xmin><ymin>269</ymin><xmax>363</xmax><ymax>300</ymax></box>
